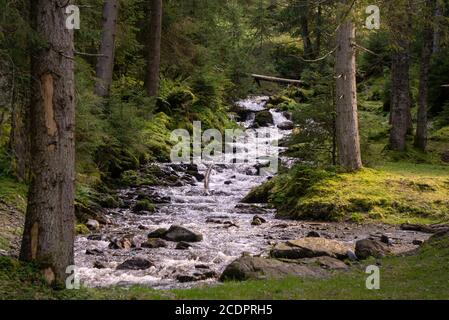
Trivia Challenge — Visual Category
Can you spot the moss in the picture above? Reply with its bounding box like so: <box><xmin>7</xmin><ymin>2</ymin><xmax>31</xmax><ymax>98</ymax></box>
<box><xmin>0</xmin><ymin>177</ymin><xmax>27</xmax><ymax>211</ymax></box>
<box><xmin>133</xmin><ymin>199</ymin><xmax>155</xmax><ymax>213</ymax></box>
<box><xmin>75</xmin><ymin>224</ymin><xmax>90</xmax><ymax>235</ymax></box>
<box><xmin>241</xmin><ymin>179</ymin><xmax>276</xmax><ymax>203</ymax></box>
<box><xmin>249</xmin><ymin>163</ymin><xmax>449</xmax><ymax>224</ymax></box>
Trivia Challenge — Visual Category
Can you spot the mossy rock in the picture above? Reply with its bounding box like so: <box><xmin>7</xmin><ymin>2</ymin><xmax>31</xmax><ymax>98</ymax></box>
<box><xmin>75</xmin><ymin>224</ymin><xmax>90</xmax><ymax>235</ymax></box>
<box><xmin>254</xmin><ymin>111</ymin><xmax>274</xmax><ymax>127</ymax></box>
<box><xmin>241</xmin><ymin>180</ymin><xmax>275</xmax><ymax>203</ymax></box>
<box><xmin>133</xmin><ymin>199</ymin><xmax>156</xmax><ymax>213</ymax></box>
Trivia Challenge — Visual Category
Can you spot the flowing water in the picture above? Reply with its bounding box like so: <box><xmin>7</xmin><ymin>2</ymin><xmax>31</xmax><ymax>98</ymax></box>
<box><xmin>74</xmin><ymin>96</ymin><xmax>429</xmax><ymax>289</ymax></box>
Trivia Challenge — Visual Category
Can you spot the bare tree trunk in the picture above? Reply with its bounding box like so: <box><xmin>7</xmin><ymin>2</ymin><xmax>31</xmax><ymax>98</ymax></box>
<box><xmin>389</xmin><ymin>1</ymin><xmax>412</xmax><ymax>151</ymax></box>
<box><xmin>145</xmin><ymin>0</ymin><xmax>162</xmax><ymax>97</ymax></box>
<box><xmin>415</xmin><ymin>0</ymin><xmax>436</xmax><ymax>151</ymax></box>
<box><xmin>94</xmin><ymin>0</ymin><xmax>119</xmax><ymax>97</ymax></box>
<box><xmin>432</xmin><ymin>0</ymin><xmax>442</xmax><ymax>54</ymax></box>
<box><xmin>335</xmin><ymin>18</ymin><xmax>363</xmax><ymax>171</ymax></box>
<box><xmin>20</xmin><ymin>0</ymin><xmax>76</xmax><ymax>285</ymax></box>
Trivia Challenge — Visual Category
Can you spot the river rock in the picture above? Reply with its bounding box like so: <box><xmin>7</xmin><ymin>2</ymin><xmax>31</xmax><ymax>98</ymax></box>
<box><xmin>294</xmin><ymin>256</ymin><xmax>349</xmax><ymax>271</ymax></box>
<box><xmin>271</xmin><ymin>238</ymin><xmax>351</xmax><ymax>260</ymax></box>
<box><xmin>177</xmin><ymin>271</ymin><xmax>217</xmax><ymax>283</ymax></box>
<box><xmin>87</xmin><ymin>234</ymin><xmax>103</xmax><ymax>241</ymax></box>
<box><xmin>277</xmin><ymin>121</ymin><xmax>294</xmax><ymax>130</ymax></box>
<box><xmin>93</xmin><ymin>261</ymin><xmax>106</xmax><ymax>269</ymax></box>
<box><xmin>141</xmin><ymin>238</ymin><xmax>168</xmax><ymax>249</ymax></box>
<box><xmin>116</xmin><ymin>257</ymin><xmax>154</xmax><ymax>270</ymax></box>
<box><xmin>86</xmin><ymin>248</ymin><xmax>103</xmax><ymax>256</ymax></box>
<box><xmin>86</xmin><ymin>219</ymin><xmax>100</xmax><ymax>231</ymax></box>
<box><xmin>234</xmin><ymin>204</ymin><xmax>269</xmax><ymax>215</ymax></box>
<box><xmin>219</xmin><ymin>255</ymin><xmax>321</xmax><ymax>282</ymax></box>
<box><xmin>163</xmin><ymin>225</ymin><xmax>203</xmax><ymax>242</ymax></box>
<box><xmin>307</xmin><ymin>231</ymin><xmax>321</xmax><ymax>238</ymax></box>
<box><xmin>355</xmin><ymin>239</ymin><xmax>391</xmax><ymax>260</ymax></box>
<box><xmin>148</xmin><ymin>228</ymin><xmax>168</xmax><ymax>239</ymax></box>
<box><xmin>252</xmin><ymin>217</ymin><xmax>263</xmax><ymax>226</ymax></box>
<box><xmin>176</xmin><ymin>241</ymin><xmax>192</xmax><ymax>250</ymax></box>
<box><xmin>254</xmin><ymin>110</ymin><xmax>274</xmax><ymax>127</ymax></box>
<box><xmin>108</xmin><ymin>235</ymin><xmax>135</xmax><ymax>250</ymax></box>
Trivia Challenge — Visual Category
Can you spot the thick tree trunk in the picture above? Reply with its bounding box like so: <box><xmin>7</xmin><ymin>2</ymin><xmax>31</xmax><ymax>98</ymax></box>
<box><xmin>145</xmin><ymin>0</ymin><xmax>162</xmax><ymax>97</ymax></box>
<box><xmin>389</xmin><ymin>2</ymin><xmax>412</xmax><ymax>151</ymax></box>
<box><xmin>94</xmin><ymin>0</ymin><xmax>119</xmax><ymax>97</ymax></box>
<box><xmin>335</xmin><ymin>19</ymin><xmax>363</xmax><ymax>171</ymax></box>
<box><xmin>415</xmin><ymin>0</ymin><xmax>436</xmax><ymax>151</ymax></box>
<box><xmin>20</xmin><ymin>0</ymin><xmax>76</xmax><ymax>285</ymax></box>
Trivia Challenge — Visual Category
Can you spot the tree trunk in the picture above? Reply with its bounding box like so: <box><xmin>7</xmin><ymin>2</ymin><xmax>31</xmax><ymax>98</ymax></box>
<box><xmin>94</xmin><ymin>0</ymin><xmax>119</xmax><ymax>97</ymax></box>
<box><xmin>145</xmin><ymin>0</ymin><xmax>162</xmax><ymax>97</ymax></box>
<box><xmin>299</xmin><ymin>0</ymin><xmax>313</xmax><ymax>58</ymax></box>
<box><xmin>335</xmin><ymin>18</ymin><xmax>363</xmax><ymax>171</ymax></box>
<box><xmin>415</xmin><ymin>0</ymin><xmax>436</xmax><ymax>151</ymax></box>
<box><xmin>20</xmin><ymin>0</ymin><xmax>76</xmax><ymax>285</ymax></box>
<box><xmin>389</xmin><ymin>1</ymin><xmax>412</xmax><ymax>151</ymax></box>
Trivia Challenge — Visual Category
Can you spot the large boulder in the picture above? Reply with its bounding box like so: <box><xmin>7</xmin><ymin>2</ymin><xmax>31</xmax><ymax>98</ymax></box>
<box><xmin>355</xmin><ymin>239</ymin><xmax>391</xmax><ymax>260</ymax></box>
<box><xmin>219</xmin><ymin>254</ymin><xmax>321</xmax><ymax>282</ymax></box>
<box><xmin>116</xmin><ymin>257</ymin><xmax>154</xmax><ymax>270</ymax></box>
<box><xmin>271</xmin><ymin>238</ymin><xmax>351</xmax><ymax>260</ymax></box>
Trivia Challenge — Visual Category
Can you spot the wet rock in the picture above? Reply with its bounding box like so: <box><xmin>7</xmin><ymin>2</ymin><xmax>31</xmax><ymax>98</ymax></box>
<box><xmin>251</xmin><ymin>217</ymin><xmax>263</xmax><ymax>226</ymax></box>
<box><xmin>93</xmin><ymin>261</ymin><xmax>106</xmax><ymax>269</ymax></box>
<box><xmin>148</xmin><ymin>228</ymin><xmax>168</xmax><ymax>239</ymax></box>
<box><xmin>163</xmin><ymin>225</ymin><xmax>203</xmax><ymax>243</ymax></box>
<box><xmin>307</xmin><ymin>231</ymin><xmax>321</xmax><ymax>238</ymax></box>
<box><xmin>223</xmin><ymin>221</ymin><xmax>239</xmax><ymax>228</ymax></box>
<box><xmin>277</xmin><ymin>121</ymin><xmax>294</xmax><ymax>131</ymax></box>
<box><xmin>87</xmin><ymin>234</ymin><xmax>103</xmax><ymax>241</ymax></box>
<box><xmin>380</xmin><ymin>235</ymin><xmax>391</xmax><ymax>245</ymax></box>
<box><xmin>412</xmin><ymin>239</ymin><xmax>424</xmax><ymax>246</ymax></box>
<box><xmin>176</xmin><ymin>241</ymin><xmax>192</xmax><ymax>250</ymax></box>
<box><xmin>254</xmin><ymin>215</ymin><xmax>267</xmax><ymax>223</ymax></box>
<box><xmin>355</xmin><ymin>239</ymin><xmax>391</xmax><ymax>260</ymax></box>
<box><xmin>116</xmin><ymin>257</ymin><xmax>154</xmax><ymax>270</ymax></box>
<box><xmin>138</xmin><ymin>225</ymin><xmax>148</xmax><ymax>230</ymax></box>
<box><xmin>141</xmin><ymin>238</ymin><xmax>168</xmax><ymax>249</ymax></box>
<box><xmin>254</xmin><ymin>110</ymin><xmax>274</xmax><ymax>127</ymax></box>
<box><xmin>108</xmin><ymin>236</ymin><xmax>135</xmax><ymax>250</ymax></box>
<box><xmin>220</xmin><ymin>255</ymin><xmax>321</xmax><ymax>282</ymax></box>
<box><xmin>224</xmin><ymin>180</ymin><xmax>232</xmax><ymax>185</ymax></box>
<box><xmin>206</xmin><ymin>218</ymin><xmax>223</xmax><ymax>224</ymax></box>
<box><xmin>86</xmin><ymin>219</ymin><xmax>100</xmax><ymax>231</ymax></box>
<box><xmin>234</xmin><ymin>204</ymin><xmax>269</xmax><ymax>215</ymax></box>
<box><xmin>271</xmin><ymin>238</ymin><xmax>351</xmax><ymax>260</ymax></box>
<box><xmin>177</xmin><ymin>271</ymin><xmax>218</xmax><ymax>283</ymax></box>
<box><xmin>86</xmin><ymin>249</ymin><xmax>103</xmax><ymax>256</ymax></box>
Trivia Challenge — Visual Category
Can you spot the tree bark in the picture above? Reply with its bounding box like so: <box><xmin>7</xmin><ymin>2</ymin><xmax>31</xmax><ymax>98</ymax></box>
<box><xmin>145</xmin><ymin>0</ymin><xmax>162</xmax><ymax>97</ymax></box>
<box><xmin>389</xmin><ymin>1</ymin><xmax>412</xmax><ymax>151</ymax></box>
<box><xmin>335</xmin><ymin>18</ymin><xmax>363</xmax><ymax>171</ymax></box>
<box><xmin>94</xmin><ymin>0</ymin><xmax>119</xmax><ymax>97</ymax></box>
<box><xmin>415</xmin><ymin>0</ymin><xmax>436</xmax><ymax>151</ymax></box>
<box><xmin>20</xmin><ymin>0</ymin><xmax>76</xmax><ymax>285</ymax></box>
<box><xmin>299</xmin><ymin>0</ymin><xmax>313</xmax><ymax>58</ymax></box>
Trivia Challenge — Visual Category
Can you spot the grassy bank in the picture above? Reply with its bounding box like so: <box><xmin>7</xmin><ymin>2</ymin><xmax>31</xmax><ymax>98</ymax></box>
<box><xmin>244</xmin><ymin>162</ymin><xmax>449</xmax><ymax>225</ymax></box>
<box><xmin>1</xmin><ymin>233</ymin><xmax>448</xmax><ymax>300</ymax></box>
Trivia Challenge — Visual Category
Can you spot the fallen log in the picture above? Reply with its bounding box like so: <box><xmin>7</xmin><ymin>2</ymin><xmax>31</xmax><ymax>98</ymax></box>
<box><xmin>251</xmin><ymin>74</ymin><xmax>303</xmax><ymax>86</ymax></box>
<box><xmin>400</xmin><ymin>223</ymin><xmax>449</xmax><ymax>234</ymax></box>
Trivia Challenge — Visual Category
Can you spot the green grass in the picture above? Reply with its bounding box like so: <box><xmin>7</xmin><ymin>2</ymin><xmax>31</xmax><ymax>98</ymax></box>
<box><xmin>0</xmin><ymin>177</ymin><xmax>27</xmax><ymax>211</ymax></box>
<box><xmin>1</xmin><ymin>235</ymin><xmax>449</xmax><ymax>300</ymax></box>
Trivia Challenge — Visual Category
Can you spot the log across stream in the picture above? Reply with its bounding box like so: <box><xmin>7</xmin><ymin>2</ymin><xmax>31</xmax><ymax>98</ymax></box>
<box><xmin>74</xmin><ymin>96</ymin><xmax>429</xmax><ymax>289</ymax></box>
